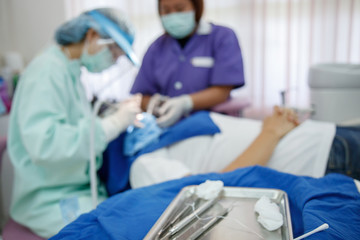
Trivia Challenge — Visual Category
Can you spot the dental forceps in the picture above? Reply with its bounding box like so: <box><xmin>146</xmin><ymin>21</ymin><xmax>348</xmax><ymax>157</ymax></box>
<box><xmin>158</xmin><ymin>195</ymin><xmax>221</xmax><ymax>240</ymax></box>
<box><xmin>187</xmin><ymin>207</ymin><xmax>231</xmax><ymax>240</ymax></box>
<box><xmin>156</xmin><ymin>198</ymin><xmax>199</xmax><ymax>240</ymax></box>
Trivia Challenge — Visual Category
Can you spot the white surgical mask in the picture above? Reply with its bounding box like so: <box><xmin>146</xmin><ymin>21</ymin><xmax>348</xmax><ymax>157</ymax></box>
<box><xmin>80</xmin><ymin>41</ymin><xmax>115</xmax><ymax>73</ymax></box>
<box><xmin>161</xmin><ymin>11</ymin><xmax>196</xmax><ymax>39</ymax></box>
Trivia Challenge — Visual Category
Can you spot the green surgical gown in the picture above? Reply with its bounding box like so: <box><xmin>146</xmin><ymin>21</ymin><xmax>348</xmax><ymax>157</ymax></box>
<box><xmin>8</xmin><ymin>46</ymin><xmax>108</xmax><ymax>238</ymax></box>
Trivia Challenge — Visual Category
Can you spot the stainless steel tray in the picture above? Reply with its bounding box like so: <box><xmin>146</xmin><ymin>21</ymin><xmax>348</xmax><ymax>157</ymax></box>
<box><xmin>145</xmin><ymin>186</ymin><xmax>293</xmax><ymax>240</ymax></box>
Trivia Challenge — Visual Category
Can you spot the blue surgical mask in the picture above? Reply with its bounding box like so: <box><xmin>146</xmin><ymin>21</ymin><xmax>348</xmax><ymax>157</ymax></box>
<box><xmin>161</xmin><ymin>11</ymin><xmax>196</xmax><ymax>39</ymax></box>
<box><xmin>80</xmin><ymin>43</ymin><xmax>115</xmax><ymax>73</ymax></box>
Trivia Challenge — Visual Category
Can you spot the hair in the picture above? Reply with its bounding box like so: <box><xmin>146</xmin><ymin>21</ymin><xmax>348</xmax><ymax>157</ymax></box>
<box><xmin>158</xmin><ymin>0</ymin><xmax>204</xmax><ymax>23</ymax></box>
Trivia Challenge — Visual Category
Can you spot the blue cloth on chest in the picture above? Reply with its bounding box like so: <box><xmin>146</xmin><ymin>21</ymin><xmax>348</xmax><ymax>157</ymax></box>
<box><xmin>98</xmin><ymin>111</ymin><xmax>220</xmax><ymax>196</ymax></box>
<box><xmin>52</xmin><ymin>166</ymin><xmax>360</xmax><ymax>240</ymax></box>
<box><xmin>124</xmin><ymin>113</ymin><xmax>162</xmax><ymax>156</ymax></box>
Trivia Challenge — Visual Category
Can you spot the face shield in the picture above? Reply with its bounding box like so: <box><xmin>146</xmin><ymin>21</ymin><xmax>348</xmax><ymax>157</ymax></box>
<box><xmin>96</xmin><ymin>38</ymin><xmax>125</xmax><ymax>61</ymax></box>
<box><xmin>83</xmin><ymin>10</ymin><xmax>140</xmax><ymax>110</ymax></box>
<box><xmin>87</xmin><ymin>10</ymin><xmax>140</xmax><ymax>67</ymax></box>
<box><xmin>80</xmin><ymin>38</ymin><xmax>121</xmax><ymax>73</ymax></box>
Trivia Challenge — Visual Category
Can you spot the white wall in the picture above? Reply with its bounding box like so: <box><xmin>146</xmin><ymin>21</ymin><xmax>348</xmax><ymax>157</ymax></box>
<box><xmin>0</xmin><ymin>0</ymin><xmax>66</xmax><ymax>65</ymax></box>
<box><xmin>0</xmin><ymin>0</ymin><xmax>10</xmax><ymax>63</ymax></box>
<box><xmin>0</xmin><ymin>1</ymin><xmax>67</xmax><ymax>229</ymax></box>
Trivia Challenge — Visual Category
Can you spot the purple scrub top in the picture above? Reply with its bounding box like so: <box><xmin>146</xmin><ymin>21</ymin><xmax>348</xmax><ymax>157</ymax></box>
<box><xmin>131</xmin><ymin>22</ymin><xmax>245</xmax><ymax>97</ymax></box>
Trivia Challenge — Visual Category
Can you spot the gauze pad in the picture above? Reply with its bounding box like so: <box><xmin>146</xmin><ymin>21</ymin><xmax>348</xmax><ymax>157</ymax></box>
<box><xmin>195</xmin><ymin>180</ymin><xmax>224</xmax><ymax>200</ymax></box>
<box><xmin>254</xmin><ymin>196</ymin><xmax>284</xmax><ymax>231</ymax></box>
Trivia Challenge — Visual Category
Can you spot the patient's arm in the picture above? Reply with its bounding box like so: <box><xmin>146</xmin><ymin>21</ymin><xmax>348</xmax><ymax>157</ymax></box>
<box><xmin>222</xmin><ymin>106</ymin><xmax>299</xmax><ymax>172</ymax></box>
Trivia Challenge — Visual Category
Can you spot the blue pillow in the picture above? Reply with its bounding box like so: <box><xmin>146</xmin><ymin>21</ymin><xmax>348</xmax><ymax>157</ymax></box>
<box><xmin>138</xmin><ymin>111</ymin><xmax>221</xmax><ymax>155</ymax></box>
<box><xmin>99</xmin><ymin>111</ymin><xmax>221</xmax><ymax>195</ymax></box>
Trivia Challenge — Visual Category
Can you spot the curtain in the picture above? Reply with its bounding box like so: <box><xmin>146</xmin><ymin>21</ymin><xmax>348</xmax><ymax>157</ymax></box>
<box><xmin>65</xmin><ymin>0</ymin><xmax>360</xmax><ymax>118</ymax></box>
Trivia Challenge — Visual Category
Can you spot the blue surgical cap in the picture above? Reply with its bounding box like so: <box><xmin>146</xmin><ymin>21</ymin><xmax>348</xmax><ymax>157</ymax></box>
<box><xmin>55</xmin><ymin>8</ymin><xmax>138</xmax><ymax>65</ymax></box>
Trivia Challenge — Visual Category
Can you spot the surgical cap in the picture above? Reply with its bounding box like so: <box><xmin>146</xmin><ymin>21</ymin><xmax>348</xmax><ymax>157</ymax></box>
<box><xmin>55</xmin><ymin>8</ymin><xmax>138</xmax><ymax>65</ymax></box>
<box><xmin>55</xmin><ymin>8</ymin><xmax>135</xmax><ymax>46</ymax></box>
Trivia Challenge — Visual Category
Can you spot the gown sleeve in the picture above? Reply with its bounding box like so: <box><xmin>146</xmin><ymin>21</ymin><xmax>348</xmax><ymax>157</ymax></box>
<box><xmin>16</xmin><ymin>61</ymin><xmax>107</xmax><ymax>166</ymax></box>
<box><xmin>210</xmin><ymin>27</ymin><xmax>245</xmax><ymax>88</ymax></box>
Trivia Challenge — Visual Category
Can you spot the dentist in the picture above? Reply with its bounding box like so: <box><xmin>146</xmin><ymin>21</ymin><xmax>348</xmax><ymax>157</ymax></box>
<box><xmin>7</xmin><ymin>8</ymin><xmax>140</xmax><ymax>238</ymax></box>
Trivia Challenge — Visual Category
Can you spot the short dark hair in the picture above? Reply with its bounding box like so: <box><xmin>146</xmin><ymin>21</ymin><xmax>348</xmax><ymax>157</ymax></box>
<box><xmin>158</xmin><ymin>0</ymin><xmax>204</xmax><ymax>23</ymax></box>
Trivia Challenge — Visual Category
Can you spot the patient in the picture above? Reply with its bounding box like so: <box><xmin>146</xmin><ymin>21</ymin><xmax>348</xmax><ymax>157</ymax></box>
<box><xmin>130</xmin><ymin>106</ymin><xmax>360</xmax><ymax>188</ymax></box>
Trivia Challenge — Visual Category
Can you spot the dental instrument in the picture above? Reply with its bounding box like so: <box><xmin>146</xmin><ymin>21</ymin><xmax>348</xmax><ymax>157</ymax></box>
<box><xmin>294</xmin><ymin>223</ymin><xmax>329</xmax><ymax>240</ymax></box>
<box><xmin>156</xmin><ymin>197</ymin><xmax>201</xmax><ymax>239</ymax></box>
<box><xmin>89</xmin><ymin>100</ymin><xmax>103</xmax><ymax>208</ymax></box>
<box><xmin>187</xmin><ymin>207</ymin><xmax>230</xmax><ymax>240</ymax></box>
<box><xmin>160</xmin><ymin>195</ymin><xmax>221</xmax><ymax>239</ymax></box>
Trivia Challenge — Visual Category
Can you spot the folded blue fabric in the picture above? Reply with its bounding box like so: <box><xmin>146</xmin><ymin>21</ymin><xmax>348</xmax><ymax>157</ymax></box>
<box><xmin>98</xmin><ymin>111</ymin><xmax>221</xmax><ymax>196</ymax></box>
<box><xmin>52</xmin><ymin>166</ymin><xmax>360</xmax><ymax>240</ymax></box>
<box><xmin>123</xmin><ymin>113</ymin><xmax>162</xmax><ymax>156</ymax></box>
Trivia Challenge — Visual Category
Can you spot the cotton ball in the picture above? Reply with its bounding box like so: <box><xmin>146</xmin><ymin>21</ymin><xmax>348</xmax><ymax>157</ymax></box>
<box><xmin>254</xmin><ymin>196</ymin><xmax>284</xmax><ymax>231</ymax></box>
<box><xmin>195</xmin><ymin>180</ymin><xmax>224</xmax><ymax>200</ymax></box>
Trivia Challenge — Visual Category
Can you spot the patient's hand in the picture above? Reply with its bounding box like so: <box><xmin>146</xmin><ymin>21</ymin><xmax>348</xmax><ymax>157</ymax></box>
<box><xmin>262</xmin><ymin>106</ymin><xmax>299</xmax><ymax>139</ymax></box>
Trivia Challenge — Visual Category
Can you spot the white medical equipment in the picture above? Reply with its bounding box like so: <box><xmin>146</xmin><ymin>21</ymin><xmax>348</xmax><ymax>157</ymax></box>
<box><xmin>308</xmin><ymin>63</ymin><xmax>360</xmax><ymax>124</ymax></box>
<box><xmin>294</xmin><ymin>223</ymin><xmax>329</xmax><ymax>240</ymax></box>
<box><xmin>90</xmin><ymin>101</ymin><xmax>102</xmax><ymax>208</ymax></box>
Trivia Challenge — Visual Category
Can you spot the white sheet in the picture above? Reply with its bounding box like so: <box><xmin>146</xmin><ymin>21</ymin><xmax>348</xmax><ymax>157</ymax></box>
<box><xmin>130</xmin><ymin>113</ymin><xmax>337</xmax><ymax>188</ymax></box>
<box><xmin>355</xmin><ymin>180</ymin><xmax>360</xmax><ymax>193</ymax></box>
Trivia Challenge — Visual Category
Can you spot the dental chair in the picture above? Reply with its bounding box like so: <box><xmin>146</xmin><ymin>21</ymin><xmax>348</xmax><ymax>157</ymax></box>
<box><xmin>0</xmin><ymin>131</ymin><xmax>44</xmax><ymax>240</ymax></box>
<box><xmin>308</xmin><ymin>63</ymin><xmax>360</xmax><ymax>125</ymax></box>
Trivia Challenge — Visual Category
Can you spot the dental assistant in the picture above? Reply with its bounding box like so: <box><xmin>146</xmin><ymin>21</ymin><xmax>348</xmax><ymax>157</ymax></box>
<box><xmin>130</xmin><ymin>0</ymin><xmax>245</xmax><ymax>127</ymax></box>
<box><xmin>7</xmin><ymin>8</ymin><xmax>140</xmax><ymax>238</ymax></box>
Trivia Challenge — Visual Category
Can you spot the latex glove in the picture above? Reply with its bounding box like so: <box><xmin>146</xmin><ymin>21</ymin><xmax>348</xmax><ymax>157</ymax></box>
<box><xmin>156</xmin><ymin>95</ymin><xmax>193</xmax><ymax>128</ymax></box>
<box><xmin>146</xmin><ymin>93</ymin><xmax>168</xmax><ymax>117</ymax></box>
<box><xmin>101</xmin><ymin>94</ymin><xmax>142</xmax><ymax>142</ymax></box>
